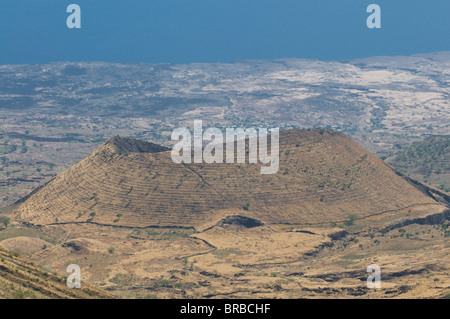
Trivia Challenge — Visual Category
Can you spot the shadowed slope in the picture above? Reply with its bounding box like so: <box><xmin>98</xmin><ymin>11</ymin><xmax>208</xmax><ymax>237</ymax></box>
<box><xmin>15</xmin><ymin>130</ymin><xmax>441</xmax><ymax>229</ymax></box>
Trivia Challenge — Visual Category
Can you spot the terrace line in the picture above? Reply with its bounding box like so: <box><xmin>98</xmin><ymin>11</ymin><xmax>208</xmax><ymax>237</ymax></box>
<box><xmin>171</xmin><ymin>120</ymin><xmax>279</xmax><ymax>175</ymax></box>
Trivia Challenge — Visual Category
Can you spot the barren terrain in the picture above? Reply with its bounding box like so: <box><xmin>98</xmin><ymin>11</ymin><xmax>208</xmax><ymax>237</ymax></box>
<box><xmin>0</xmin><ymin>130</ymin><xmax>447</xmax><ymax>298</ymax></box>
<box><xmin>0</xmin><ymin>53</ymin><xmax>448</xmax><ymax>298</ymax></box>
<box><xmin>1</xmin><ymin>52</ymin><xmax>449</xmax><ymax>206</ymax></box>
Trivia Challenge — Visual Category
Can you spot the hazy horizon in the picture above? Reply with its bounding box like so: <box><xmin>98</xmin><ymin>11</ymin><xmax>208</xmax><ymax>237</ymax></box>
<box><xmin>1</xmin><ymin>0</ymin><xmax>449</xmax><ymax>65</ymax></box>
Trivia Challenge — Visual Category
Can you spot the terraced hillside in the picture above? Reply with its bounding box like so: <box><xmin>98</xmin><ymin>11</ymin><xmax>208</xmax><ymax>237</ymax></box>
<box><xmin>15</xmin><ymin>129</ymin><xmax>442</xmax><ymax>230</ymax></box>
<box><xmin>0</xmin><ymin>247</ymin><xmax>114</xmax><ymax>299</ymax></box>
